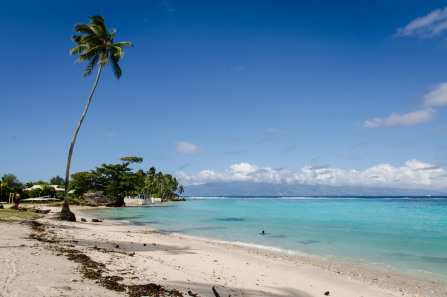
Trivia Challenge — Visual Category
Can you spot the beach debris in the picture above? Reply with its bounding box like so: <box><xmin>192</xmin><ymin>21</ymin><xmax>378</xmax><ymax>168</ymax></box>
<box><xmin>92</xmin><ymin>218</ymin><xmax>103</xmax><ymax>223</ymax></box>
<box><xmin>30</xmin><ymin>208</ymin><xmax>51</xmax><ymax>214</ymax></box>
<box><xmin>127</xmin><ymin>283</ymin><xmax>184</xmax><ymax>297</ymax></box>
<box><xmin>212</xmin><ymin>286</ymin><xmax>231</xmax><ymax>297</ymax></box>
<box><xmin>143</xmin><ymin>243</ymin><xmax>146</xmax><ymax>246</ymax></box>
<box><xmin>324</xmin><ymin>291</ymin><xmax>330</xmax><ymax>295</ymax></box>
<box><xmin>188</xmin><ymin>290</ymin><xmax>198</xmax><ymax>296</ymax></box>
<box><xmin>81</xmin><ymin>218</ymin><xmax>87</xmax><ymax>222</ymax></box>
<box><xmin>26</xmin><ymin>218</ymin><xmax>190</xmax><ymax>297</ymax></box>
<box><xmin>115</xmin><ymin>244</ymin><xmax>119</xmax><ymax>248</ymax></box>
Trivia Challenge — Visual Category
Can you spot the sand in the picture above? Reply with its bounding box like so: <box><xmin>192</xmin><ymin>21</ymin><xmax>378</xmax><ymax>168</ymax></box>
<box><xmin>1</xmin><ymin>204</ymin><xmax>446</xmax><ymax>297</ymax></box>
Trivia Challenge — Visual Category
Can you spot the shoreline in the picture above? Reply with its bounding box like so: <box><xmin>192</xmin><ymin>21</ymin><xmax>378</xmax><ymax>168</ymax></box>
<box><xmin>74</xmin><ymin>204</ymin><xmax>446</xmax><ymax>283</ymax></box>
<box><xmin>1</xmin><ymin>204</ymin><xmax>446</xmax><ymax>296</ymax></box>
<box><xmin>72</xmin><ymin>205</ymin><xmax>447</xmax><ymax>296</ymax></box>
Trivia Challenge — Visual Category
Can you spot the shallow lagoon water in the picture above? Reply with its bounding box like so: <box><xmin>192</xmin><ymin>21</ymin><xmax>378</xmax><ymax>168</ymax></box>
<box><xmin>80</xmin><ymin>196</ymin><xmax>447</xmax><ymax>280</ymax></box>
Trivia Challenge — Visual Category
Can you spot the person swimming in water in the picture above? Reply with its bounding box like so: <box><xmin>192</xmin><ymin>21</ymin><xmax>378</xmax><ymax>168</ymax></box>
<box><xmin>260</xmin><ymin>230</ymin><xmax>265</xmax><ymax>235</ymax></box>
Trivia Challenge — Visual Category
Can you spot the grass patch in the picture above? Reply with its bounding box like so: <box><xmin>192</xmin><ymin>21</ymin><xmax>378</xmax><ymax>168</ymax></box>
<box><xmin>0</xmin><ymin>208</ymin><xmax>43</xmax><ymax>221</ymax></box>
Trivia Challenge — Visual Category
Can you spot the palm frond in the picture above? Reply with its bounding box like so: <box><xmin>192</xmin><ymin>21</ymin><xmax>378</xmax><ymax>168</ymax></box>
<box><xmin>73</xmin><ymin>23</ymin><xmax>95</xmax><ymax>35</ymax></box>
<box><xmin>110</xmin><ymin>45</ymin><xmax>124</xmax><ymax>58</ymax></box>
<box><xmin>80</xmin><ymin>35</ymin><xmax>104</xmax><ymax>46</ymax></box>
<box><xmin>89</xmin><ymin>15</ymin><xmax>107</xmax><ymax>40</ymax></box>
<box><xmin>109</xmin><ymin>52</ymin><xmax>122</xmax><ymax>79</ymax></box>
<box><xmin>113</xmin><ymin>41</ymin><xmax>134</xmax><ymax>49</ymax></box>
<box><xmin>99</xmin><ymin>53</ymin><xmax>110</xmax><ymax>65</ymax></box>
<box><xmin>78</xmin><ymin>46</ymin><xmax>101</xmax><ymax>62</ymax></box>
<box><xmin>108</xmin><ymin>28</ymin><xmax>116</xmax><ymax>42</ymax></box>
<box><xmin>72</xmin><ymin>35</ymin><xmax>84</xmax><ymax>43</ymax></box>
<box><xmin>83</xmin><ymin>53</ymin><xmax>100</xmax><ymax>77</ymax></box>
<box><xmin>69</xmin><ymin>44</ymin><xmax>89</xmax><ymax>56</ymax></box>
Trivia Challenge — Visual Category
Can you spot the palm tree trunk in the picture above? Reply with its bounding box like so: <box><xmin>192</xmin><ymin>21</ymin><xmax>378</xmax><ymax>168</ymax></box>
<box><xmin>61</xmin><ymin>65</ymin><xmax>103</xmax><ymax>221</ymax></box>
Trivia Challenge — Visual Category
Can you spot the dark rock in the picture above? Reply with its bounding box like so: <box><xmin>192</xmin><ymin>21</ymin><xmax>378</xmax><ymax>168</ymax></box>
<box><xmin>91</xmin><ymin>219</ymin><xmax>103</xmax><ymax>223</ymax></box>
<box><xmin>81</xmin><ymin>218</ymin><xmax>87</xmax><ymax>222</ymax></box>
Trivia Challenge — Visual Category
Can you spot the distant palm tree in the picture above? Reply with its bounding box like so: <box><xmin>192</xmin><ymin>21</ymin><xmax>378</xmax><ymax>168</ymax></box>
<box><xmin>61</xmin><ymin>15</ymin><xmax>133</xmax><ymax>221</ymax></box>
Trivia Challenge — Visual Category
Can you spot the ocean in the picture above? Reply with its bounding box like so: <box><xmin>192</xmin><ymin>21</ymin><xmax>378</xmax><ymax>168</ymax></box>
<box><xmin>79</xmin><ymin>196</ymin><xmax>447</xmax><ymax>281</ymax></box>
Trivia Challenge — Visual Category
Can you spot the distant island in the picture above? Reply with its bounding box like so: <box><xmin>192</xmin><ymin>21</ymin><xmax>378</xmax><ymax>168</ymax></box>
<box><xmin>183</xmin><ymin>181</ymin><xmax>447</xmax><ymax>197</ymax></box>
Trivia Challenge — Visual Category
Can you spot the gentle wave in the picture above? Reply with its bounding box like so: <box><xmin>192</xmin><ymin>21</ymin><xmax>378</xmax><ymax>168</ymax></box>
<box><xmin>169</xmin><ymin>232</ymin><xmax>305</xmax><ymax>256</ymax></box>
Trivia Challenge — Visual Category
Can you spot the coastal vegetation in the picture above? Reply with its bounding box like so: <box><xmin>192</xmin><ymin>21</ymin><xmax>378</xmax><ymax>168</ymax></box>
<box><xmin>1</xmin><ymin>159</ymin><xmax>184</xmax><ymax>206</ymax></box>
<box><xmin>69</xmin><ymin>157</ymin><xmax>184</xmax><ymax>206</ymax></box>
<box><xmin>62</xmin><ymin>15</ymin><xmax>133</xmax><ymax>221</ymax></box>
<box><xmin>0</xmin><ymin>173</ymin><xmax>65</xmax><ymax>202</ymax></box>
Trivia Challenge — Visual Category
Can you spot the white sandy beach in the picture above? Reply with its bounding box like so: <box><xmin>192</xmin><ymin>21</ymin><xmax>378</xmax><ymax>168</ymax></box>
<box><xmin>1</xmin><ymin>204</ymin><xmax>446</xmax><ymax>297</ymax></box>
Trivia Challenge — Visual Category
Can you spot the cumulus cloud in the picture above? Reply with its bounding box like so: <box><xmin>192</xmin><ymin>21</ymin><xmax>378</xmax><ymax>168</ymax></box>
<box><xmin>423</xmin><ymin>82</ymin><xmax>447</xmax><ymax>106</ymax></box>
<box><xmin>175</xmin><ymin>141</ymin><xmax>205</xmax><ymax>154</ymax></box>
<box><xmin>177</xmin><ymin>160</ymin><xmax>447</xmax><ymax>190</ymax></box>
<box><xmin>397</xmin><ymin>7</ymin><xmax>447</xmax><ymax>37</ymax></box>
<box><xmin>177</xmin><ymin>163</ymin><xmax>291</xmax><ymax>185</ymax></box>
<box><xmin>364</xmin><ymin>109</ymin><xmax>437</xmax><ymax>128</ymax></box>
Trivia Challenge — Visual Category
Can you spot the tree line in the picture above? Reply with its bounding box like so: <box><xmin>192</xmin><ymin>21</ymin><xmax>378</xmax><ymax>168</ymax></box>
<box><xmin>68</xmin><ymin>157</ymin><xmax>184</xmax><ymax>206</ymax></box>
<box><xmin>0</xmin><ymin>157</ymin><xmax>184</xmax><ymax>206</ymax></box>
<box><xmin>0</xmin><ymin>174</ymin><xmax>65</xmax><ymax>202</ymax></box>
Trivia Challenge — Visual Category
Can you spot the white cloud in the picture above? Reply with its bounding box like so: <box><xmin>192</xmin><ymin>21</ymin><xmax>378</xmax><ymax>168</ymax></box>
<box><xmin>364</xmin><ymin>109</ymin><xmax>437</xmax><ymax>128</ymax></box>
<box><xmin>423</xmin><ymin>82</ymin><xmax>447</xmax><ymax>106</ymax></box>
<box><xmin>175</xmin><ymin>141</ymin><xmax>205</xmax><ymax>154</ymax></box>
<box><xmin>397</xmin><ymin>7</ymin><xmax>447</xmax><ymax>37</ymax></box>
<box><xmin>177</xmin><ymin>162</ymin><xmax>291</xmax><ymax>185</ymax></box>
<box><xmin>177</xmin><ymin>160</ymin><xmax>447</xmax><ymax>190</ymax></box>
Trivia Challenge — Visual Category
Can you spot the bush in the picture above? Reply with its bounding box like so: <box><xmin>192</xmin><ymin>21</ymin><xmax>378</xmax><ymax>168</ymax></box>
<box><xmin>28</xmin><ymin>188</ymin><xmax>42</xmax><ymax>198</ymax></box>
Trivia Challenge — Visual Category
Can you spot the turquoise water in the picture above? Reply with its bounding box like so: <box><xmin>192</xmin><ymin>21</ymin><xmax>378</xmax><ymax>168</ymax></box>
<box><xmin>80</xmin><ymin>196</ymin><xmax>447</xmax><ymax>280</ymax></box>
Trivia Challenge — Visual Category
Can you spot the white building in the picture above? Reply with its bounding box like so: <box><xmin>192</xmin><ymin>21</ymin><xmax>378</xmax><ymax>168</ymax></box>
<box><xmin>124</xmin><ymin>194</ymin><xmax>162</xmax><ymax>206</ymax></box>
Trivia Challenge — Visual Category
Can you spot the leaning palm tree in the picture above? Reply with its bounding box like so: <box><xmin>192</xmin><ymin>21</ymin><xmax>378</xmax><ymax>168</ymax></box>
<box><xmin>61</xmin><ymin>15</ymin><xmax>133</xmax><ymax>221</ymax></box>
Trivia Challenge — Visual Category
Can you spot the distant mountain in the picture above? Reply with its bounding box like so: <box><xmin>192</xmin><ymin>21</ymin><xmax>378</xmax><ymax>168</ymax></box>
<box><xmin>183</xmin><ymin>181</ymin><xmax>447</xmax><ymax>197</ymax></box>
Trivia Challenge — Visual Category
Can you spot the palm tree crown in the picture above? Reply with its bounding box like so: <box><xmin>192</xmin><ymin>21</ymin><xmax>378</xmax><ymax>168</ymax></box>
<box><xmin>70</xmin><ymin>15</ymin><xmax>133</xmax><ymax>79</ymax></box>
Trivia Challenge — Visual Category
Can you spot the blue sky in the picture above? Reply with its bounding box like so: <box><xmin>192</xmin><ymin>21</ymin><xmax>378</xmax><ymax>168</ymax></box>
<box><xmin>2</xmin><ymin>0</ymin><xmax>447</xmax><ymax>191</ymax></box>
